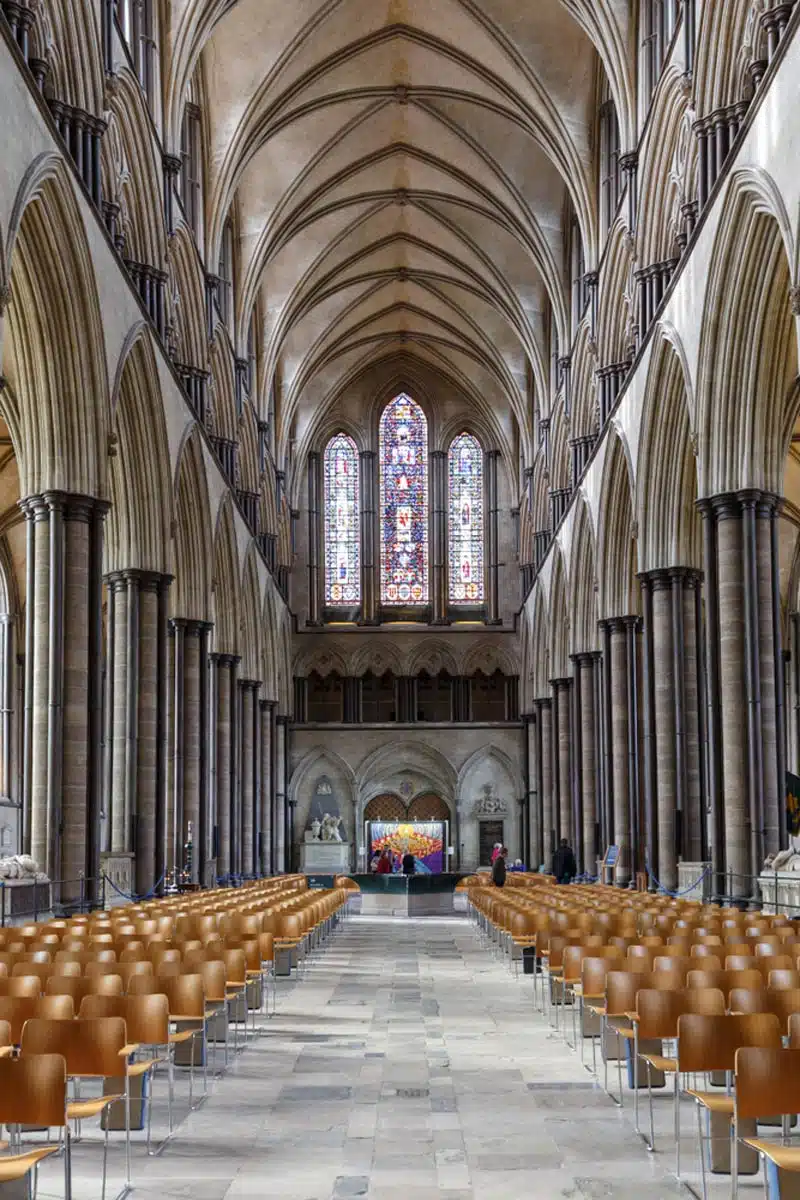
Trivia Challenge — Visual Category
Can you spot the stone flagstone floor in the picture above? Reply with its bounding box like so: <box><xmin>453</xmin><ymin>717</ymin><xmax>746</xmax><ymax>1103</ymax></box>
<box><xmin>33</xmin><ymin>912</ymin><xmax>758</xmax><ymax>1199</ymax></box>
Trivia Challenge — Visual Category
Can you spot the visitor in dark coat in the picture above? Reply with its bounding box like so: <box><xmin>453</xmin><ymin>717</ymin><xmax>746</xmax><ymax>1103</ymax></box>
<box><xmin>552</xmin><ymin>838</ymin><xmax>577</xmax><ymax>884</ymax></box>
<box><xmin>491</xmin><ymin>846</ymin><xmax>508</xmax><ymax>887</ymax></box>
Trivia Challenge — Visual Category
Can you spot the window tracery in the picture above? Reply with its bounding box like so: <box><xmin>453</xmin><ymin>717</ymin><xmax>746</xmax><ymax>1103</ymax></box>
<box><xmin>448</xmin><ymin>432</ymin><xmax>484</xmax><ymax>605</ymax></box>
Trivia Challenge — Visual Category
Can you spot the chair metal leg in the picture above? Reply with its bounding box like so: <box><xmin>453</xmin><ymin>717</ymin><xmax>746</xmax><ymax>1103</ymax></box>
<box><xmin>696</xmin><ymin>1101</ymin><xmax>708</xmax><ymax>1200</ymax></box>
<box><xmin>675</xmin><ymin>1070</ymin><xmax>681</xmax><ymax>1180</ymax></box>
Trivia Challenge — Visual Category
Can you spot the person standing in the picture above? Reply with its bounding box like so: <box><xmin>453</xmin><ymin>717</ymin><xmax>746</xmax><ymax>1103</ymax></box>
<box><xmin>376</xmin><ymin>848</ymin><xmax>392</xmax><ymax>875</ymax></box>
<box><xmin>401</xmin><ymin>851</ymin><xmax>416</xmax><ymax>875</ymax></box>
<box><xmin>491</xmin><ymin>846</ymin><xmax>507</xmax><ymax>888</ymax></box>
<box><xmin>552</xmin><ymin>838</ymin><xmax>577</xmax><ymax>885</ymax></box>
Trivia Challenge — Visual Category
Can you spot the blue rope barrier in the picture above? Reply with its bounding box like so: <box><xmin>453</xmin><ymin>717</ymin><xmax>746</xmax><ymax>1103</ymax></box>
<box><xmin>101</xmin><ymin>872</ymin><xmax>166</xmax><ymax>903</ymax></box>
<box><xmin>644</xmin><ymin>862</ymin><xmax>711</xmax><ymax>898</ymax></box>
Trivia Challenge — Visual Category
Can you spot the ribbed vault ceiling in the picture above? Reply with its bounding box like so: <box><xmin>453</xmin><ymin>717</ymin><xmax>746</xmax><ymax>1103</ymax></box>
<box><xmin>169</xmin><ymin>0</ymin><xmax>632</xmax><ymax>459</ymax></box>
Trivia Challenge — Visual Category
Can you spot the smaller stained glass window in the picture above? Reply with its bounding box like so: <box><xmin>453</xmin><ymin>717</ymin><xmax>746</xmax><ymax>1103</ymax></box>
<box><xmin>448</xmin><ymin>432</ymin><xmax>484</xmax><ymax>604</ymax></box>
<box><xmin>324</xmin><ymin>433</ymin><xmax>360</xmax><ymax>606</ymax></box>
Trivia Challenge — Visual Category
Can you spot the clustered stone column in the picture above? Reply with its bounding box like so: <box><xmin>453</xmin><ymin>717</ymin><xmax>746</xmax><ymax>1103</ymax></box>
<box><xmin>699</xmin><ymin>492</ymin><xmax>784</xmax><ymax>897</ymax></box>
<box><xmin>306</xmin><ymin>452</ymin><xmax>322</xmax><ymax>626</ymax></box>
<box><xmin>359</xmin><ymin>450</ymin><xmax>378</xmax><ymax>624</ymax></box>
<box><xmin>533</xmin><ymin>696</ymin><xmax>554</xmax><ymax>867</ymax></box>
<box><xmin>598</xmin><ymin>617</ymin><xmax>641</xmax><ymax>885</ymax></box>
<box><xmin>238</xmin><ymin>679</ymin><xmax>261</xmax><ymax>876</ymax></box>
<box><xmin>211</xmin><ymin>653</ymin><xmax>239</xmax><ymax>879</ymax></box>
<box><xmin>551</xmin><ymin>678</ymin><xmax>572</xmax><ymax>844</ymax></box>
<box><xmin>485</xmin><ymin>449</ymin><xmax>501</xmax><ymax>624</ymax></box>
<box><xmin>104</xmin><ymin>570</ymin><xmax>171</xmax><ymax>894</ymax></box>
<box><xmin>259</xmin><ymin>698</ymin><xmax>274</xmax><ymax>873</ymax></box>
<box><xmin>274</xmin><ymin>714</ymin><xmax>289</xmax><ymax>871</ymax></box>
<box><xmin>21</xmin><ymin>493</ymin><xmax>107</xmax><ymax>904</ymax></box>
<box><xmin>429</xmin><ymin>450</ymin><xmax>448</xmax><ymax>624</ymax></box>
<box><xmin>168</xmin><ymin>620</ymin><xmax>210</xmax><ymax>884</ymax></box>
<box><xmin>571</xmin><ymin>652</ymin><xmax>600</xmax><ymax>874</ymax></box>
<box><xmin>640</xmin><ymin>569</ymin><xmax>706</xmax><ymax>891</ymax></box>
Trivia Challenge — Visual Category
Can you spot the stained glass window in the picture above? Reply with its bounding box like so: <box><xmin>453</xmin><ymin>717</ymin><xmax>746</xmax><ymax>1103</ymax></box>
<box><xmin>379</xmin><ymin>394</ymin><xmax>429</xmax><ymax>605</ymax></box>
<box><xmin>448</xmin><ymin>432</ymin><xmax>484</xmax><ymax>604</ymax></box>
<box><xmin>323</xmin><ymin>433</ymin><xmax>360</xmax><ymax>606</ymax></box>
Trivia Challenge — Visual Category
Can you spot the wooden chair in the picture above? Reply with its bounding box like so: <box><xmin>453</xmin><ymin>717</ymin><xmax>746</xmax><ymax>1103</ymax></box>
<box><xmin>79</xmin><ymin>993</ymin><xmax>172</xmax><ymax>1152</ymax></box>
<box><xmin>20</xmin><ymin>1016</ymin><xmax>141</xmax><ymax>1197</ymax></box>
<box><xmin>0</xmin><ymin>1055</ymin><xmax>67</xmax><ymax>1196</ymax></box>
<box><xmin>0</xmin><ymin>995</ymin><xmax>74</xmax><ymax>1045</ymax></box>
<box><xmin>769</xmin><ymin>969</ymin><xmax>800</xmax><ymax>991</ymax></box>
<box><xmin>631</xmin><ymin>987</ymin><xmax>726</xmax><ymax>1153</ymax></box>
<box><xmin>46</xmin><ymin>975</ymin><xmax>123</xmax><ymax>1003</ymax></box>
<box><xmin>677</xmin><ymin>1012</ymin><xmax>782</xmax><ymax>1194</ymax></box>
<box><xmin>0</xmin><ymin>976</ymin><xmax>42</xmax><ymax>999</ymax></box>
<box><xmin>687</xmin><ymin>967</ymin><xmax>764</xmax><ymax>1000</ymax></box>
<box><xmin>733</xmin><ymin>1046</ymin><xmax>800</xmax><ymax>1197</ymax></box>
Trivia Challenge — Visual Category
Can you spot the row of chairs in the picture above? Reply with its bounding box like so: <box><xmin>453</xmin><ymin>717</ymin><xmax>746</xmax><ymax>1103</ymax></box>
<box><xmin>468</xmin><ymin>880</ymin><xmax>800</xmax><ymax>1197</ymax></box>
<box><xmin>0</xmin><ymin>876</ymin><xmax>350</xmax><ymax>1198</ymax></box>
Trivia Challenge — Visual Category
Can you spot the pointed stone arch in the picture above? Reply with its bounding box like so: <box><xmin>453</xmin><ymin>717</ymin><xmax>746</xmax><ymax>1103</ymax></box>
<box><xmin>694</xmin><ymin>0</ymin><xmax>762</xmax><ymax>117</ymax></box>
<box><xmin>596</xmin><ymin>219</ymin><xmax>634</xmax><ymax>367</ymax></box>
<box><xmin>240</xmin><ymin>546</ymin><xmax>264</xmax><ymax>680</ymax></box>
<box><xmin>167</xmin><ymin>223</ymin><xmax>208</xmax><ymax>372</ymax></box>
<box><xmin>529</xmin><ymin>582</ymin><xmax>551</xmax><ymax>700</ymax></box>
<box><xmin>638</xmin><ymin>66</ymin><xmax>692</xmax><ymax>266</ymax></box>
<box><xmin>548</xmin><ymin>546</ymin><xmax>569</xmax><ymax>680</ymax></box>
<box><xmin>106</xmin><ymin>326</ymin><xmax>173</xmax><ymax>574</ymax></box>
<box><xmin>570</xmin><ymin>321</ymin><xmax>599</xmax><ymax>442</ymax></box>
<box><xmin>237</xmin><ymin>400</ymin><xmax>259</xmax><ymax>494</ymax></box>
<box><xmin>549</xmin><ymin>402</ymin><xmax>570</xmax><ymax>492</ymax></box>
<box><xmin>172</xmin><ymin>426</ymin><xmax>212</xmax><ymax>621</ymax></box>
<box><xmin>597</xmin><ymin>429</ymin><xmax>638</xmax><ymax>619</ymax></box>
<box><xmin>212</xmin><ymin>495</ymin><xmax>241</xmax><ymax>655</ymax></box>
<box><xmin>569</xmin><ymin>495</ymin><xmax>599</xmax><ymax>654</ymax></box>
<box><xmin>697</xmin><ymin>169</ymin><xmax>797</xmax><ymax>496</ymax></box>
<box><xmin>637</xmin><ymin>330</ymin><xmax>700</xmax><ymax>572</ymax></box>
<box><xmin>102</xmin><ymin>69</ymin><xmax>168</xmax><ymax>269</ymax></box>
<box><xmin>3</xmin><ymin>158</ymin><xmax>108</xmax><ymax>497</ymax></box>
<box><xmin>209</xmin><ymin>336</ymin><xmax>237</xmax><ymax>441</ymax></box>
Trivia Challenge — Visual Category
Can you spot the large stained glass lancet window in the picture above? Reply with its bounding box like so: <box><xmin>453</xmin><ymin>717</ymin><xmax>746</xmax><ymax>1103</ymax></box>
<box><xmin>324</xmin><ymin>433</ymin><xmax>360</xmax><ymax>606</ymax></box>
<box><xmin>448</xmin><ymin>432</ymin><xmax>485</xmax><ymax>604</ymax></box>
<box><xmin>379</xmin><ymin>394</ymin><xmax>429</xmax><ymax>605</ymax></box>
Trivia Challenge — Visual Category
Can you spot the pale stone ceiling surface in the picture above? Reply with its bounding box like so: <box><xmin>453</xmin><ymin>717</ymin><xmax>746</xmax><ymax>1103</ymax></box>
<box><xmin>166</xmin><ymin>0</ymin><xmax>633</xmax><ymax>461</ymax></box>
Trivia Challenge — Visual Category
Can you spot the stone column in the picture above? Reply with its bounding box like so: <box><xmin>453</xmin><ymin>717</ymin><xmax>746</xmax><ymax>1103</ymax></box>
<box><xmin>523</xmin><ymin>713</ymin><xmax>536</xmax><ymax>868</ymax></box>
<box><xmin>238</xmin><ymin>680</ymin><xmax>258</xmax><ymax>874</ymax></box>
<box><xmin>181</xmin><ymin>623</ymin><xmax>205</xmax><ymax>883</ymax></box>
<box><xmin>104</xmin><ymin>570</ymin><xmax>170</xmax><ymax>895</ymax></box>
<box><xmin>211</xmin><ymin>654</ymin><xmax>235</xmax><ymax>879</ymax></box>
<box><xmin>359</xmin><ymin>450</ymin><xmax>378</xmax><ymax>624</ymax></box>
<box><xmin>572</xmin><ymin>653</ymin><xmax>599</xmax><ymax>874</ymax></box>
<box><xmin>275</xmin><ymin>715</ymin><xmax>287</xmax><ymax>870</ymax></box>
<box><xmin>602</xmin><ymin>618</ymin><xmax>635</xmax><ymax>885</ymax></box>
<box><xmin>699</xmin><ymin>492</ymin><xmax>783</xmax><ymax>897</ymax></box>
<box><xmin>430</xmin><ymin>450</ymin><xmax>448</xmax><ymax>624</ymax></box>
<box><xmin>306</xmin><ymin>452</ymin><xmax>322</xmax><ymax>626</ymax></box>
<box><xmin>537</xmin><ymin>698</ymin><xmax>554</xmax><ymax>866</ymax></box>
<box><xmin>485</xmin><ymin>450</ymin><xmax>501</xmax><ymax>624</ymax></box>
<box><xmin>259</xmin><ymin>699</ymin><xmax>273</xmax><ymax>873</ymax></box>
<box><xmin>551</xmin><ymin>678</ymin><xmax>572</xmax><ymax>843</ymax></box>
<box><xmin>20</xmin><ymin>494</ymin><xmax>107</xmax><ymax>903</ymax></box>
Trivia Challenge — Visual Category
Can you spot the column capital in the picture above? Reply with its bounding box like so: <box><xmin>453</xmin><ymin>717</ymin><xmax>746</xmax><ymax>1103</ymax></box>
<box><xmin>619</xmin><ymin>150</ymin><xmax>638</xmax><ymax>174</ymax></box>
<box><xmin>238</xmin><ymin>678</ymin><xmax>262</xmax><ymax>691</ymax></box>
<box><xmin>570</xmin><ymin>650</ymin><xmax>601</xmax><ymax>666</ymax></box>
<box><xmin>599</xmin><ymin>614</ymin><xmax>641</xmax><ymax>634</ymax></box>
<box><xmin>184</xmin><ymin>619</ymin><xmax>212</xmax><ymax>637</ymax></box>
<box><xmin>162</xmin><ymin>153</ymin><xmax>182</xmax><ymax>178</ymax></box>
<box><xmin>697</xmin><ymin>488</ymin><xmax>781</xmax><ymax>519</ymax></box>
<box><xmin>275</xmin><ymin>713</ymin><xmax>291</xmax><ymax>726</ymax></box>
<box><xmin>532</xmin><ymin>696</ymin><xmax>552</xmax><ymax>711</ymax></box>
<box><xmin>550</xmin><ymin>676</ymin><xmax>573</xmax><ymax>690</ymax></box>
<box><xmin>259</xmin><ymin>697</ymin><xmax>276</xmax><ymax>712</ymax></box>
<box><xmin>638</xmin><ymin>566</ymin><xmax>703</xmax><ymax>589</ymax></box>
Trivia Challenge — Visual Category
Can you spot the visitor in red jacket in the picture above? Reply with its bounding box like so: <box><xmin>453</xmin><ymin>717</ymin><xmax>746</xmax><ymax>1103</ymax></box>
<box><xmin>376</xmin><ymin>849</ymin><xmax>392</xmax><ymax>874</ymax></box>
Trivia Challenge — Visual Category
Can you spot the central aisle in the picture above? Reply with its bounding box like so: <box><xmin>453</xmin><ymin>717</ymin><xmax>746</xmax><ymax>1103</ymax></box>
<box><xmin>132</xmin><ymin>915</ymin><xmax>684</xmax><ymax>1200</ymax></box>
